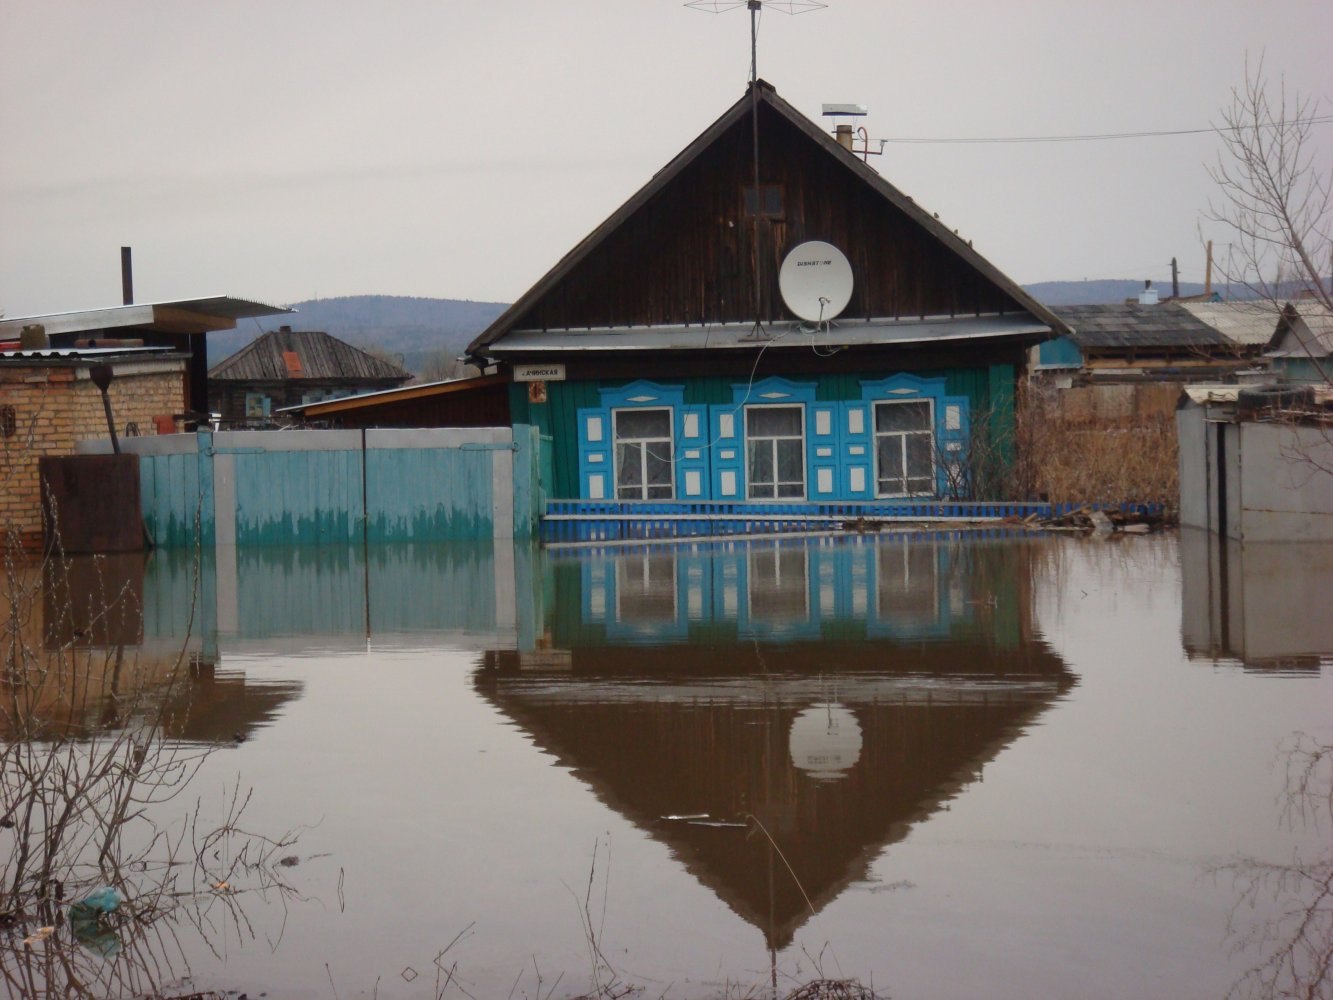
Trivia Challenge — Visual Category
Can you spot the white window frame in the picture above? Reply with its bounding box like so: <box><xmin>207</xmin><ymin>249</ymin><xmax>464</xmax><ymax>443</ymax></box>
<box><xmin>612</xmin><ymin>406</ymin><xmax>675</xmax><ymax>501</ymax></box>
<box><xmin>873</xmin><ymin>398</ymin><xmax>936</xmax><ymax>498</ymax></box>
<box><xmin>744</xmin><ymin>403</ymin><xmax>806</xmax><ymax>500</ymax></box>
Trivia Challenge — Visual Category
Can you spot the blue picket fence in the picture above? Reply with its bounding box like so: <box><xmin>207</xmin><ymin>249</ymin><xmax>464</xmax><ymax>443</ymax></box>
<box><xmin>539</xmin><ymin>499</ymin><xmax>1163</xmax><ymax>543</ymax></box>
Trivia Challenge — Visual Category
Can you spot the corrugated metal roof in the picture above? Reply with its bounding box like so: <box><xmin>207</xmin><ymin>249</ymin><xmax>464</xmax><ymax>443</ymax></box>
<box><xmin>1</xmin><ymin>345</ymin><xmax>177</xmax><ymax>361</ymax></box>
<box><xmin>208</xmin><ymin>328</ymin><xmax>413</xmax><ymax>382</ymax></box>
<box><xmin>1177</xmin><ymin>301</ymin><xmax>1282</xmax><ymax>346</ymax></box>
<box><xmin>1053</xmin><ymin>303</ymin><xmax>1230</xmax><ymax>350</ymax></box>
<box><xmin>0</xmin><ymin>296</ymin><xmax>291</xmax><ymax>338</ymax></box>
<box><xmin>487</xmin><ymin>314</ymin><xmax>1050</xmax><ymax>354</ymax></box>
<box><xmin>1267</xmin><ymin>302</ymin><xmax>1333</xmax><ymax>358</ymax></box>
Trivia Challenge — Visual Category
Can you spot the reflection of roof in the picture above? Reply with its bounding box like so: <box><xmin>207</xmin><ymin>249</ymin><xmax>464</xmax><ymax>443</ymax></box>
<box><xmin>209</xmin><ymin>328</ymin><xmax>412</xmax><ymax>382</ymax></box>
<box><xmin>1053</xmin><ymin>303</ymin><xmax>1230</xmax><ymax>350</ymax></box>
<box><xmin>0</xmin><ymin>297</ymin><xmax>291</xmax><ymax>338</ymax></box>
<box><xmin>477</xmin><ymin>654</ymin><xmax>1072</xmax><ymax>950</ymax></box>
<box><xmin>1178</xmin><ymin>301</ymin><xmax>1282</xmax><ymax>346</ymax></box>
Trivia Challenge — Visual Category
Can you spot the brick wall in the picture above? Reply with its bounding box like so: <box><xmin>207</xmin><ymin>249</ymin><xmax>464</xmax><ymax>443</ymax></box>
<box><xmin>0</xmin><ymin>359</ymin><xmax>186</xmax><ymax>549</ymax></box>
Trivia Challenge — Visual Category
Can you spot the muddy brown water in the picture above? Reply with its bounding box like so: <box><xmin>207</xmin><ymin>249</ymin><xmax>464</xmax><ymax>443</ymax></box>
<box><xmin>8</xmin><ymin>530</ymin><xmax>1331</xmax><ymax>999</ymax></box>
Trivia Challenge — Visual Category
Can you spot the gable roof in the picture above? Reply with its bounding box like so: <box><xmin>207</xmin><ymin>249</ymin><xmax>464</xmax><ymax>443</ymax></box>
<box><xmin>1267</xmin><ymin>302</ymin><xmax>1333</xmax><ymax>358</ymax></box>
<box><xmin>469</xmin><ymin>80</ymin><xmax>1066</xmax><ymax>358</ymax></box>
<box><xmin>209</xmin><ymin>328</ymin><xmax>412</xmax><ymax>383</ymax></box>
<box><xmin>1054</xmin><ymin>303</ymin><xmax>1232</xmax><ymax>351</ymax></box>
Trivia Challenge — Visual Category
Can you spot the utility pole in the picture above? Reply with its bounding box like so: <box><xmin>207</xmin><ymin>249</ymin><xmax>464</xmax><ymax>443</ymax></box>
<box><xmin>1171</xmin><ymin>257</ymin><xmax>1179</xmax><ymax>300</ymax></box>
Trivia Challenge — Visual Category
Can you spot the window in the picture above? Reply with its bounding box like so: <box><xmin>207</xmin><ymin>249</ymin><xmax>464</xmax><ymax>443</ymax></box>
<box><xmin>614</xmin><ymin>408</ymin><xmax>673</xmax><ymax>500</ymax></box>
<box><xmin>245</xmin><ymin>393</ymin><xmax>271</xmax><ymax>420</ymax></box>
<box><xmin>874</xmin><ymin>400</ymin><xmax>934</xmax><ymax>496</ymax></box>
<box><xmin>743</xmin><ymin>184</ymin><xmax>784</xmax><ymax>218</ymax></box>
<box><xmin>746</xmin><ymin>405</ymin><xmax>805</xmax><ymax>499</ymax></box>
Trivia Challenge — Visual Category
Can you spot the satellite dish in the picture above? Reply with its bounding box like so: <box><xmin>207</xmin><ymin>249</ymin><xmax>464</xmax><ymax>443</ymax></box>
<box><xmin>779</xmin><ymin>240</ymin><xmax>853</xmax><ymax>323</ymax></box>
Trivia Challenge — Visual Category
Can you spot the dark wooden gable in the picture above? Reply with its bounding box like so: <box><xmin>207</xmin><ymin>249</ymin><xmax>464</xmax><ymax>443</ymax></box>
<box><xmin>471</xmin><ymin>81</ymin><xmax>1058</xmax><ymax>355</ymax></box>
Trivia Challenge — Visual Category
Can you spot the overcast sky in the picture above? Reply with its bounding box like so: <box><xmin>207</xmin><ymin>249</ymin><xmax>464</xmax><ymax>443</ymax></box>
<box><xmin>1</xmin><ymin>0</ymin><xmax>1329</xmax><ymax>318</ymax></box>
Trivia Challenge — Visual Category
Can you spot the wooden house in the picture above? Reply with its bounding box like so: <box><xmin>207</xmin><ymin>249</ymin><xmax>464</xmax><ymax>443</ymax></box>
<box><xmin>1264</xmin><ymin>302</ymin><xmax>1333</xmax><ymax>384</ymax></box>
<box><xmin>467</xmin><ymin>80</ymin><xmax>1068</xmax><ymax>508</ymax></box>
<box><xmin>208</xmin><ymin>326</ymin><xmax>412</xmax><ymax>426</ymax></box>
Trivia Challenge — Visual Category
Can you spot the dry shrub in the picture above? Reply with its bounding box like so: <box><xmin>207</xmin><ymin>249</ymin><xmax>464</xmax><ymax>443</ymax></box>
<box><xmin>1005</xmin><ymin>382</ymin><xmax>1179</xmax><ymax>509</ymax></box>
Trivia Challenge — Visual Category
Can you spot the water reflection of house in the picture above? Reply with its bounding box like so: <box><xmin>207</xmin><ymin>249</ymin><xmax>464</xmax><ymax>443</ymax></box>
<box><xmin>557</xmin><ymin>534</ymin><xmax>1035</xmax><ymax>650</ymax></box>
<box><xmin>477</xmin><ymin>535</ymin><xmax>1072</xmax><ymax>949</ymax></box>
<box><xmin>1179</xmin><ymin>528</ymin><xmax>1333</xmax><ymax>672</ymax></box>
<box><xmin>2</xmin><ymin>553</ymin><xmax>301</xmax><ymax>743</ymax></box>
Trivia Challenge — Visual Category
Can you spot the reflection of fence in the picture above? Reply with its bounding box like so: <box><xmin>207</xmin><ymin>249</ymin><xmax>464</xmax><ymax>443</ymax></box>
<box><xmin>78</xmin><ymin>426</ymin><xmax>540</xmax><ymax>546</ymax></box>
<box><xmin>541</xmin><ymin>499</ymin><xmax>1159</xmax><ymax>543</ymax></box>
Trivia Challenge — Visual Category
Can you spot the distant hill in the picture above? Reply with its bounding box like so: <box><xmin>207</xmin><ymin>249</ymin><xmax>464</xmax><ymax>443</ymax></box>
<box><xmin>209</xmin><ymin>295</ymin><xmax>508</xmax><ymax>375</ymax></box>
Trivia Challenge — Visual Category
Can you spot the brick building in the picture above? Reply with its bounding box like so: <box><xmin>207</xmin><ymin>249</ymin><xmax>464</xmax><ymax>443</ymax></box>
<box><xmin>1</xmin><ymin>296</ymin><xmax>287</xmax><ymax>550</ymax></box>
<box><xmin>0</xmin><ymin>350</ymin><xmax>188</xmax><ymax>549</ymax></box>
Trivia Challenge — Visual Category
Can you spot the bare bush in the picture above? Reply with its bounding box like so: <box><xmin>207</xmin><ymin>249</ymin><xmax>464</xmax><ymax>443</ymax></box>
<box><xmin>0</xmin><ymin>505</ymin><xmax>300</xmax><ymax>997</ymax></box>
<box><xmin>941</xmin><ymin>381</ymin><xmax>1178</xmax><ymax>508</ymax></box>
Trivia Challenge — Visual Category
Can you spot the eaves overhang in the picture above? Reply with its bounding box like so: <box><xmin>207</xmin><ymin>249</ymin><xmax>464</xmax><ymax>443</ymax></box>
<box><xmin>482</xmin><ymin>314</ymin><xmax>1052</xmax><ymax>357</ymax></box>
<box><xmin>0</xmin><ymin>296</ymin><xmax>292</xmax><ymax>338</ymax></box>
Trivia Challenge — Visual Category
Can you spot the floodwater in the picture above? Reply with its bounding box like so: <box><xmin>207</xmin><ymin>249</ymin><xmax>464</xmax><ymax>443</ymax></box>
<box><xmin>6</xmin><ymin>529</ymin><xmax>1332</xmax><ymax>999</ymax></box>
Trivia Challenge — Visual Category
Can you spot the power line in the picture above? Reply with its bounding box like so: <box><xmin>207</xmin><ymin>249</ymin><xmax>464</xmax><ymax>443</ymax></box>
<box><xmin>879</xmin><ymin>114</ymin><xmax>1333</xmax><ymax>145</ymax></box>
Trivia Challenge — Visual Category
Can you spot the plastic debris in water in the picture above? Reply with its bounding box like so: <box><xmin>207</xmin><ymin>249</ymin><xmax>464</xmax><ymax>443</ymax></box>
<box><xmin>22</xmin><ymin>927</ymin><xmax>55</xmax><ymax>947</ymax></box>
<box><xmin>74</xmin><ymin>887</ymin><xmax>122</xmax><ymax>915</ymax></box>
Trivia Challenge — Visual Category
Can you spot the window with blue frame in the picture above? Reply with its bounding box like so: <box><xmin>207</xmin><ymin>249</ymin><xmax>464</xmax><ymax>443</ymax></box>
<box><xmin>576</xmin><ymin>375</ymin><xmax>973</xmax><ymax>503</ymax></box>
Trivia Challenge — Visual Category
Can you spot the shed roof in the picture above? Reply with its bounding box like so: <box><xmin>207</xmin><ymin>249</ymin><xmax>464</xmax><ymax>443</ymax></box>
<box><xmin>1054</xmin><ymin>303</ymin><xmax>1231</xmax><ymax>350</ymax></box>
<box><xmin>469</xmin><ymin>80</ymin><xmax>1066</xmax><ymax>358</ymax></box>
<box><xmin>0</xmin><ymin>296</ymin><xmax>290</xmax><ymax>338</ymax></box>
<box><xmin>1177</xmin><ymin>301</ymin><xmax>1282</xmax><ymax>346</ymax></box>
<box><xmin>279</xmin><ymin>372</ymin><xmax>509</xmax><ymax>415</ymax></box>
<box><xmin>209</xmin><ymin>328</ymin><xmax>412</xmax><ymax>383</ymax></box>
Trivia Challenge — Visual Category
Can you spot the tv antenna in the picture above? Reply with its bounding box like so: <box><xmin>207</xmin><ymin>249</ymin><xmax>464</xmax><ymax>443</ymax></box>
<box><xmin>686</xmin><ymin>0</ymin><xmax>828</xmax><ymax>339</ymax></box>
<box><xmin>685</xmin><ymin>0</ymin><xmax>827</xmax><ymax>85</ymax></box>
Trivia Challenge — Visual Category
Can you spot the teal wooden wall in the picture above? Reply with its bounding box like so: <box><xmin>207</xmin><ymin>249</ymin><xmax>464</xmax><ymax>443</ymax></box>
<box><xmin>512</xmin><ymin>366</ymin><xmax>1018</xmax><ymax>501</ymax></box>
<box><xmin>108</xmin><ymin>427</ymin><xmax>537</xmax><ymax>547</ymax></box>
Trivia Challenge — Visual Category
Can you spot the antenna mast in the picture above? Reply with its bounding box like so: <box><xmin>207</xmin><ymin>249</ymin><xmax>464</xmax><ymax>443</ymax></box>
<box><xmin>686</xmin><ymin>0</ymin><xmax>828</xmax><ymax>337</ymax></box>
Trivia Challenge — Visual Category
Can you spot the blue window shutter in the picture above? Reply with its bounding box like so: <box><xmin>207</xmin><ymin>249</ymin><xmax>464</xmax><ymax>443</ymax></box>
<box><xmin>841</xmin><ymin>402</ymin><xmax>873</xmax><ymax>499</ymax></box>
<box><xmin>938</xmin><ymin>395</ymin><xmax>971</xmax><ymax>499</ymax></box>
<box><xmin>676</xmin><ymin>405</ymin><xmax>709</xmax><ymax>499</ymax></box>
<box><xmin>808</xmin><ymin>403</ymin><xmax>840</xmax><ymax>500</ymax></box>
<box><xmin>576</xmin><ymin>406</ymin><xmax>612</xmax><ymax>500</ymax></box>
<box><xmin>708</xmin><ymin>405</ymin><xmax>744</xmax><ymax>499</ymax></box>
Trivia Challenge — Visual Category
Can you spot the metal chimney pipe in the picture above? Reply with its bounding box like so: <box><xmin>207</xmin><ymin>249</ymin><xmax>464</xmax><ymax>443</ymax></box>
<box><xmin>120</xmin><ymin>246</ymin><xmax>133</xmax><ymax>305</ymax></box>
<box><xmin>834</xmin><ymin>124</ymin><xmax>854</xmax><ymax>151</ymax></box>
